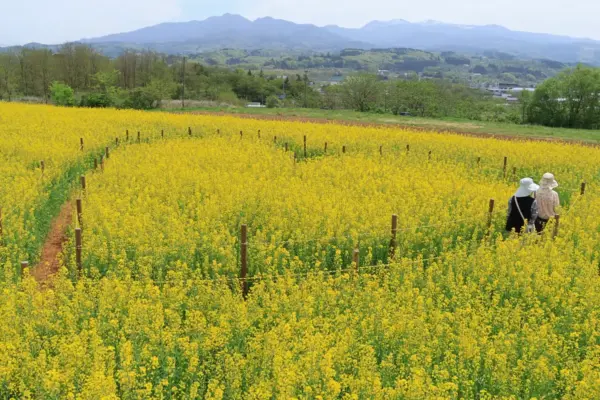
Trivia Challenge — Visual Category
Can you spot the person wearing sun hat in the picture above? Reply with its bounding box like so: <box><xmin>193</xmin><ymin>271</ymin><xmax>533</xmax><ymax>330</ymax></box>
<box><xmin>534</xmin><ymin>173</ymin><xmax>560</xmax><ymax>232</ymax></box>
<box><xmin>506</xmin><ymin>177</ymin><xmax>540</xmax><ymax>233</ymax></box>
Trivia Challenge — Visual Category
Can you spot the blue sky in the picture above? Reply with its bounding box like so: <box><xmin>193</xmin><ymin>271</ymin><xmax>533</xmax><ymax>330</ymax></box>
<box><xmin>2</xmin><ymin>0</ymin><xmax>600</xmax><ymax>45</ymax></box>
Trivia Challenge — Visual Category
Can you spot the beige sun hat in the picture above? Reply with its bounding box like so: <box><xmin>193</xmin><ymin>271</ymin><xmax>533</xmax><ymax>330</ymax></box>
<box><xmin>539</xmin><ymin>173</ymin><xmax>558</xmax><ymax>189</ymax></box>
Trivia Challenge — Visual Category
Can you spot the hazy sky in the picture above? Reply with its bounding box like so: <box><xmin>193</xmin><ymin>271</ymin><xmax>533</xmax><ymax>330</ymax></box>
<box><xmin>2</xmin><ymin>0</ymin><xmax>600</xmax><ymax>45</ymax></box>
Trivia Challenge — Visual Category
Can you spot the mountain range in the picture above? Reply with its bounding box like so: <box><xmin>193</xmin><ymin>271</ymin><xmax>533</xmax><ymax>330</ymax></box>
<box><xmin>9</xmin><ymin>14</ymin><xmax>600</xmax><ymax>64</ymax></box>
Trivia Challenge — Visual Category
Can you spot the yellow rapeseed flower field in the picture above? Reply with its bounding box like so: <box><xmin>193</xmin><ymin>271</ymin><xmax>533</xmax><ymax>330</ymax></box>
<box><xmin>1</xmin><ymin>102</ymin><xmax>600</xmax><ymax>398</ymax></box>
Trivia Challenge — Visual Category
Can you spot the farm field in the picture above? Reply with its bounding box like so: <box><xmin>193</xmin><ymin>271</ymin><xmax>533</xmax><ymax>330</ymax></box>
<box><xmin>1</xmin><ymin>103</ymin><xmax>600</xmax><ymax>398</ymax></box>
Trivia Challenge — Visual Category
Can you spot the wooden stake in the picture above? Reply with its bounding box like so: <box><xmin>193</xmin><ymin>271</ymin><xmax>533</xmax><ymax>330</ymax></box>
<box><xmin>512</xmin><ymin>167</ymin><xmax>517</xmax><ymax>179</ymax></box>
<box><xmin>324</xmin><ymin>142</ymin><xmax>328</xmax><ymax>153</ymax></box>
<box><xmin>137</xmin><ymin>131</ymin><xmax>141</xmax><ymax>143</ymax></box>
<box><xmin>217</xmin><ymin>129</ymin><xmax>220</xmax><ymax>135</ymax></box>
<box><xmin>428</xmin><ymin>150</ymin><xmax>432</xmax><ymax>160</ymax></box>
<box><xmin>488</xmin><ymin>199</ymin><xmax>495</xmax><ymax>229</ymax></box>
<box><xmin>353</xmin><ymin>248</ymin><xmax>360</xmax><ymax>272</ymax></box>
<box><xmin>379</xmin><ymin>145</ymin><xmax>383</xmax><ymax>156</ymax></box>
<box><xmin>188</xmin><ymin>127</ymin><xmax>192</xmax><ymax>136</ymax></box>
<box><xmin>161</xmin><ymin>130</ymin><xmax>164</xmax><ymax>139</ymax></box>
<box><xmin>40</xmin><ymin>160</ymin><xmax>45</xmax><ymax>174</ymax></box>
<box><xmin>240</xmin><ymin>130</ymin><xmax>243</xmax><ymax>139</ymax></box>
<box><xmin>342</xmin><ymin>145</ymin><xmax>346</xmax><ymax>154</ymax></box>
<box><xmin>76</xmin><ymin>198</ymin><xmax>83</xmax><ymax>229</ymax></box>
<box><xmin>553</xmin><ymin>215</ymin><xmax>560</xmax><ymax>239</ymax></box>
<box><xmin>20</xmin><ymin>261</ymin><xmax>28</xmax><ymax>276</ymax></box>
<box><xmin>80</xmin><ymin>138</ymin><xmax>84</xmax><ymax>151</ymax></box>
<box><xmin>285</xmin><ymin>143</ymin><xmax>288</xmax><ymax>152</ymax></box>
<box><xmin>115</xmin><ymin>137</ymin><xmax>119</xmax><ymax>146</ymax></box>
<box><xmin>80</xmin><ymin>175</ymin><xmax>86</xmax><ymax>191</ymax></box>
<box><xmin>126</xmin><ymin>130</ymin><xmax>129</xmax><ymax>141</ymax></box>
<box><xmin>94</xmin><ymin>158</ymin><xmax>98</xmax><ymax>170</ymax></box>
<box><xmin>240</xmin><ymin>224</ymin><xmax>248</xmax><ymax>299</ymax></box>
<box><xmin>258</xmin><ymin>130</ymin><xmax>261</xmax><ymax>139</ymax></box>
<box><xmin>581</xmin><ymin>182</ymin><xmax>587</xmax><ymax>196</ymax></box>
<box><xmin>503</xmin><ymin>157</ymin><xmax>507</xmax><ymax>178</ymax></box>
<box><xmin>303</xmin><ymin>135</ymin><xmax>307</xmax><ymax>158</ymax></box>
<box><xmin>389</xmin><ymin>214</ymin><xmax>398</xmax><ymax>259</ymax></box>
<box><xmin>406</xmin><ymin>144</ymin><xmax>410</xmax><ymax>153</ymax></box>
<box><xmin>273</xmin><ymin>136</ymin><xmax>277</xmax><ymax>143</ymax></box>
<box><xmin>75</xmin><ymin>228</ymin><xmax>82</xmax><ymax>273</ymax></box>
<box><xmin>477</xmin><ymin>157</ymin><xmax>481</xmax><ymax>166</ymax></box>
<box><xmin>105</xmin><ymin>147</ymin><xmax>109</xmax><ymax>159</ymax></box>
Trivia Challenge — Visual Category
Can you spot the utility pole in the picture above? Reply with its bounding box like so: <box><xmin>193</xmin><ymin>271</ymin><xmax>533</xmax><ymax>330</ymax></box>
<box><xmin>304</xmin><ymin>69</ymin><xmax>308</xmax><ymax>108</ymax></box>
<box><xmin>181</xmin><ymin>56</ymin><xmax>186</xmax><ymax>109</ymax></box>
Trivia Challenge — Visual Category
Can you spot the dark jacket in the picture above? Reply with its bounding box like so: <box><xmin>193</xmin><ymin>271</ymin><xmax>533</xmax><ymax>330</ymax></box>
<box><xmin>506</xmin><ymin>196</ymin><xmax>538</xmax><ymax>232</ymax></box>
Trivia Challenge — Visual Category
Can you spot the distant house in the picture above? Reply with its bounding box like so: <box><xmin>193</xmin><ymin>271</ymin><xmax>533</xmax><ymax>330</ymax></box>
<box><xmin>246</xmin><ymin>102</ymin><xmax>266</xmax><ymax>108</ymax></box>
<box><xmin>499</xmin><ymin>82</ymin><xmax>519</xmax><ymax>90</ymax></box>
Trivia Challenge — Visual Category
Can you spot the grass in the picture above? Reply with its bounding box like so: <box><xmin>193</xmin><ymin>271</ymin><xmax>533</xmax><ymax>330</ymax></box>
<box><xmin>164</xmin><ymin>106</ymin><xmax>600</xmax><ymax>144</ymax></box>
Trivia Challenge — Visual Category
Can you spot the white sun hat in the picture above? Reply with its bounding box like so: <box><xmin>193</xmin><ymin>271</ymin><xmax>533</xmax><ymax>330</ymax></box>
<box><xmin>515</xmin><ymin>177</ymin><xmax>540</xmax><ymax>197</ymax></box>
<box><xmin>539</xmin><ymin>172</ymin><xmax>559</xmax><ymax>189</ymax></box>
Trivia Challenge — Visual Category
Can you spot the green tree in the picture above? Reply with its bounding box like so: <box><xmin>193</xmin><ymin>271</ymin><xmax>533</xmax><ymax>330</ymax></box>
<box><xmin>50</xmin><ymin>81</ymin><xmax>75</xmax><ymax>106</ymax></box>
<box><xmin>341</xmin><ymin>74</ymin><xmax>380</xmax><ymax>112</ymax></box>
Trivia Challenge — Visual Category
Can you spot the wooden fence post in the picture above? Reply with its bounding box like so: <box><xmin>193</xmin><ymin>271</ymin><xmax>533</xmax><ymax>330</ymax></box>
<box><xmin>100</xmin><ymin>155</ymin><xmax>104</xmax><ymax>170</ymax></box>
<box><xmin>379</xmin><ymin>145</ymin><xmax>383</xmax><ymax>156</ymax></box>
<box><xmin>258</xmin><ymin>130</ymin><xmax>261</xmax><ymax>139</ymax></box>
<box><xmin>94</xmin><ymin>158</ymin><xmax>98</xmax><ymax>170</ymax></box>
<box><xmin>105</xmin><ymin>147</ymin><xmax>109</xmax><ymax>159</ymax></box>
<box><xmin>477</xmin><ymin>157</ymin><xmax>481</xmax><ymax>167</ymax></box>
<box><xmin>512</xmin><ymin>167</ymin><xmax>517</xmax><ymax>180</ymax></box>
<box><xmin>75</xmin><ymin>228</ymin><xmax>82</xmax><ymax>273</ymax></box>
<box><xmin>273</xmin><ymin>136</ymin><xmax>277</xmax><ymax>143</ymax></box>
<box><xmin>76</xmin><ymin>198</ymin><xmax>83</xmax><ymax>229</ymax></box>
<box><xmin>324</xmin><ymin>142</ymin><xmax>328</xmax><ymax>153</ymax></box>
<box><xmin>406</xmin><ymin>144</ymin><xmax>410</xmax><ymax>153</ymax></box>
<box><xmin>353</xmin><ymin>248</ymin><xmax>360</xmax><ymax>273</ymax></box>
<box><xmin>137</xmin><ymin>131</ymin><xmax>141</xmax><ymax>143</ymax></box>
<box><xmin>40</xmin><ymin>160</ymin><xmax>45</xmax><ymax>176</ymax></box>
<box><xmin>240</xmin><ymin>130</ymin><xmax>243</xmax><ymax>139</ymax></box>
<box><xmin>428</xmin><ymin>151</ymin><xmax>432</xmax><ymax>161</ymax></box>
<box><xmin>20</xmin><ymin>261</ymin><xmax>28</xmax><ymax>276</ymax></box>
<box><xmin>389</xmin><ymin>214</ymin><xmax>398</xmax><ymax>259</ymax></box>
<box><xmin>285</xmin><ymin>143</ymin><xmax>288</xmax><ymax>152</ymax></box>
<box><xmin>303</xmin><ymin>135</ymin><xmax>307</xmax><ymax>158</ymax></box>
<box><xmin>188</xmin><ymin>127</ymin><xmax>192</xmax><ymax>136</ymax></box>
<box><xmin>342</xmin><ymin>145</ymin><xmax>346</xmax><ymax>154</ymax></box>
<box><xmin>80</xmin><ymin>175</ymin><xmax>86</xmax><ymax>192</ymax></box>
<box><xmin>553</xmin><ymin>215</ymin><xmax>560</xmax><ymax>239</ymax></box>
<box><xmin>240</xmin><ymin>224</ymin><xmax>248</xmax><ymax>299</ymax></box>
<box><xmin>503</xmin><ymin>157</ymin><xmax>508</xmax><ymax>178</ymax></box>
<box><xmin>115</xmin><ymin>137</ymin><xmax>119</xmax><ymax>147</ymax></box>
<box><xmin>488</xmin><ymin>199</ymin><xmax>495</xmax><ymax>229</ymax></box>
<box><xmin>581</xmin><ymin>182</ymin><xmax>587</xmax><ymax>196</ymax></box>
<box><xmin>161</xmin><ymin>130</ymin><xmax>164</xmax><ymax>139</ymax></box>
<box><xmin>80</xmin><ymin>138</ymin><xmax>84</xmax><ymax>151</ymax></box>
<box><xmin>126</xmin><ymin>130</ymin><xmax>129</xmax><ymax>141</ymax></box>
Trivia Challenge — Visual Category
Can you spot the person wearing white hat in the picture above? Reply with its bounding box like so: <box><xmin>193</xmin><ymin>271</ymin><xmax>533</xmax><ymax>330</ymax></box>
<box><xmin>534</xmin><ymin>173</ymin><xmax>560</xmax><ymax>232</ymax></box>
<box><xmin>506</xmin><ymin>177</ymin><xmax>540</xmax><ymax>233</ymax></box>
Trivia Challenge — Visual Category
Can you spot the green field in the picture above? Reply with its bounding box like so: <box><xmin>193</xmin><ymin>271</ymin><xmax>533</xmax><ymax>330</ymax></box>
<box><xmin>170</xmin><ymin>106</ymin><xmax>600</xmax><ymax>143</ymax></box>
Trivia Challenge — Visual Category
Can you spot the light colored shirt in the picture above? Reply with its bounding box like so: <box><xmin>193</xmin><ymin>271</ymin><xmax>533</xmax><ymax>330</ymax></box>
<box><xmin>536</xmin><ymin>189</ymin><xmax>559</xmax><ymax>220</ymax></box>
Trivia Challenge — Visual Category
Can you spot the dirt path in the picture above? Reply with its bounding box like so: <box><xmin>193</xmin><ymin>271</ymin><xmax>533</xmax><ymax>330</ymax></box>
<box><xmin>32</xmin><ymin>201</ymin><xmax>73</xmax><ymax>285</ymax></box>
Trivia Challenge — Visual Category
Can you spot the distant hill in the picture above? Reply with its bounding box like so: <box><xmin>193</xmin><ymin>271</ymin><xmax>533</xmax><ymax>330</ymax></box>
<box><xmin>3</xmin><ymin>14</ymin><xmax>600</xmax><ymax>64</ymax></box>
<box><xmin>80</xmin><ymin>14</ymin><xmax>369</xmax><ymax>53</ymax></box>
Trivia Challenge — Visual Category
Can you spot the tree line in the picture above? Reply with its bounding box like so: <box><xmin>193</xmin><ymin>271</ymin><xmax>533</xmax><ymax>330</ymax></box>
<box><xmin>2</xmin><ymin>44</ymin><xmax>599</xmax><ymax>130</ymax></box>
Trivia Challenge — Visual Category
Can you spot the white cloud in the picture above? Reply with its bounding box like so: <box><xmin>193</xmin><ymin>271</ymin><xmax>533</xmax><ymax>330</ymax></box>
<box><xmin>2</xmin><ymin>0</ymin><xmax>182</xmax><ymax>44</ymax></box>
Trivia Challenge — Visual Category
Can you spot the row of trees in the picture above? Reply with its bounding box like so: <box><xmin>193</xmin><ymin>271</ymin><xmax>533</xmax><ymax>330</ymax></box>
<box><xmin>0</xmin><ymin>45</ymin><xmax>318</xmax><ymax>108</ymax></box>
<box><xmin>326</xmin><ymin>74</ymin><xmax>519</xmax><ymax>123</ymax></box>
